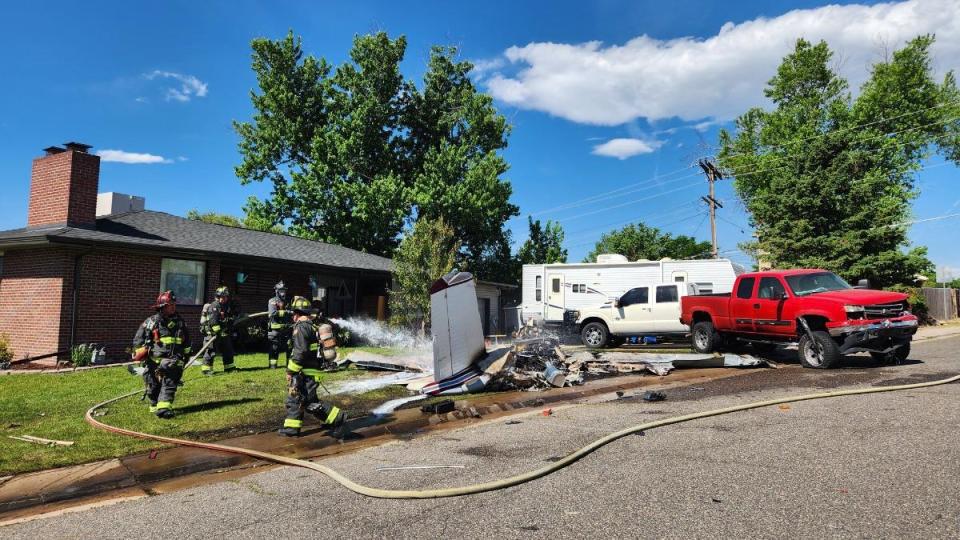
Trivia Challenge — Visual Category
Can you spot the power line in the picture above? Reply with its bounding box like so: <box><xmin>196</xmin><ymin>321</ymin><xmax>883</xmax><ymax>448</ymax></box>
<box><xmin>523</xmin><ymin>164</ymin><xmax>698</xmax><ymax>218</ymax></box>
<box><xmin>563</xmin><ymin>201</ymin><xmax>699</xmax><ymax>239</ymax></box>
<box><xmin>557</xmin><ymin>181</ymin><xmax>703</xmax><ymax>223</ymax></box>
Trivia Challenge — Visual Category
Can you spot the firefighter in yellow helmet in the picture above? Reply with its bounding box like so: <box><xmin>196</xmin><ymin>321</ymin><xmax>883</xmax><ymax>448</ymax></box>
<box><xmin>132</xmin><ymin>291</ymin><xmax>192</xmax><ymax>418</ymax></box>
<box><xmin>278</xmin><ymin>296</ymin><xmax>345</xmax><ymax>437</ymax></box>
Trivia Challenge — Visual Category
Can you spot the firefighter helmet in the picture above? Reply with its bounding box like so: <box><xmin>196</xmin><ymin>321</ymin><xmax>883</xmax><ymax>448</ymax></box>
<box><xmin>154</xmin><ymin>290</ymin><xmax>176</xmax><ymax>309</ymax></box>
<box><xmin>290</xmin><ymin>296</ymin><xmax>315</xmax><ymax>314</ymax></box>
<box><xmin>215</xmin><ymin>286</ymin><xmax>230</xmax><ymax>298</ymax></box>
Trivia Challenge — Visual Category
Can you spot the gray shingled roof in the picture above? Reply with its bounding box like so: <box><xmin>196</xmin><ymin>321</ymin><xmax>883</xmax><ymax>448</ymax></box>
<box><xmin>0</xmin><ymin>210</ymin><xmax>393</xmax><ymax>273</ymax></box>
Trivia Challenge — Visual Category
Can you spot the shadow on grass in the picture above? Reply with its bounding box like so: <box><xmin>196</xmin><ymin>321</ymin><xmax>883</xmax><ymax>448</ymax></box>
<box><xmin>177</xmin><ymin>397</ymin><xmax>263</xmax><ymax>414</ymax></box>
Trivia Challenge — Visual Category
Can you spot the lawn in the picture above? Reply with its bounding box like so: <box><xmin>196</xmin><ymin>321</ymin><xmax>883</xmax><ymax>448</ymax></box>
<box><xmin>0</xmin><ymin>349</ymin><xmax>409</xmax><ymax>476</ymax></box>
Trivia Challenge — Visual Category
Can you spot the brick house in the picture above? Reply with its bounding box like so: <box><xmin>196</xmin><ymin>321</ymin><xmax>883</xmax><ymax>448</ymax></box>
<box><xmin>0</xmin><ymin>143</ymin><xmax>393</xmax><ymax>363</ymax></box>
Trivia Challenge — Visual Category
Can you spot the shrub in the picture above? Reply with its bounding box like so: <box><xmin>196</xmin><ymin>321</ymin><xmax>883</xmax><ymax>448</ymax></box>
<box><xmin>0</xmin><ymin>334</ymin><xmax>13</xmax><ymax>367</ymax></box>
<box><xmin>886</xmin><ymin>285</ymin><xmax>930</xmax><ymax>324</ymax></box>
<box><xmin>70</xmin><ymin>343</ymin><xmax>96</xmax><ymax>367</ymax></box>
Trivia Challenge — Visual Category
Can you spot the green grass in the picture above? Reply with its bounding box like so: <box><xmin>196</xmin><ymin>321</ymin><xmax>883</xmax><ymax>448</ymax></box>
<box><xmin>0</xmin><ymin>349</ymin><xmax>404</xmax><ymax>476</ymax></box>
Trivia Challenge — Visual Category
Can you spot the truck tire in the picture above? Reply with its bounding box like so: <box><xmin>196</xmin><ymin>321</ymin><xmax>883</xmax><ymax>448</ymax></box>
<box><xmin>581</xmin><ymin>322</ymin><xmax>609</xmax><ymax>348</ymax></box>
<box><xmin>691</xmin><ymin>321</ymin><xmax>719</xmax><ymax>353</ymax></box>
<box><xmin>870</xmin><ymin>343</ymin><xmax>910</xmax><ymax>365</ymax></box>
<box><xmin>798</xmin><ymin>331</ymin><xmax>841</xmax><ymax>369</ymax></box>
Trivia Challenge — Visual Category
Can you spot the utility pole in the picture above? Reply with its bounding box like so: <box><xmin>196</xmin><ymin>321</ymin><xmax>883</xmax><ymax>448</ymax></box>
<box><xmin>698</xmin><ymin>159</ymin><xmax>724</xmax><ymax>258</ymax></box>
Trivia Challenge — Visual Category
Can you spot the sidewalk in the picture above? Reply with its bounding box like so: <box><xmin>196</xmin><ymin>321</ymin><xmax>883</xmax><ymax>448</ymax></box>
<box><xmin>0</xmin><ymin>366</ymin><xmax>748</xmax><ymax>522</ymax></box>
<box><xmin>914</xmin><ymin>321</ymin><xmax>960</xmax><ymax>341</ymax></box>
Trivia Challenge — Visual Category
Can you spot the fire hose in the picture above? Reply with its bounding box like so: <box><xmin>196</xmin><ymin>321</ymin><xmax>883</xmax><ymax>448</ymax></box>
<box><xmin>87</xmin><ymin>331</ymin><xmax>960</xmax><ymax>499</ymax></box>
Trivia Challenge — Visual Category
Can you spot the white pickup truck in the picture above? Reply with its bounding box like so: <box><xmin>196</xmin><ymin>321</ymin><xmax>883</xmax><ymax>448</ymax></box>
<box><xmin>573</xmin><ymin>282</ymin><xmax>698</xmax><ymax>348</ymax></box>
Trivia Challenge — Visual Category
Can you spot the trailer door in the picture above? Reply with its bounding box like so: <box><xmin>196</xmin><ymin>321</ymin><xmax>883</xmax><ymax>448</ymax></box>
<box><xmin>545</xmin><ymin>273</ymin><xmax>565</xmax><ymax>321</ymax></box>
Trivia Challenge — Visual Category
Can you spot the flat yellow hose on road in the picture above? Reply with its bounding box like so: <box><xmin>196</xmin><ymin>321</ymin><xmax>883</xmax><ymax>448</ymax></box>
<box><xmin>87</xmin><ymin>321</ymin><xmax>960</xmax><ymax>499</ymax></box>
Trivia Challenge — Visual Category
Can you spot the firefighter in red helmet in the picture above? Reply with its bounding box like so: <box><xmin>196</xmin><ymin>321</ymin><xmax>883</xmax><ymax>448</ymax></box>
<box><xmin>132</xmin><ymin>291</ymin><xmax>192</xmax><ymax>418</ymax></box>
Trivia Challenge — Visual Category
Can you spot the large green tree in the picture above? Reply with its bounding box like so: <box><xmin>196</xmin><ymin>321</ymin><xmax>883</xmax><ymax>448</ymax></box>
<box><xmin>234</xmin><ymin>31</ymin><xmax>517</xmax><ymax>277</ymax></box>
<box><xmin>517</xmin><ymin>217</ymin><xmax>567</xmax><ymax>265</ymax></box>
<box><xmin>388</xmin><ymin>218</ymin><xmax>459</xmax><ymax>332</ymax></box>
<box><xmin>584</xmin><ymin>223</ymin><xmax>711</xmax><ymax>263</ymax></box>
<box><xmin>718</xmin><ymin>36</ymin><xmax>956</xmax><ymax>286</ymax></box>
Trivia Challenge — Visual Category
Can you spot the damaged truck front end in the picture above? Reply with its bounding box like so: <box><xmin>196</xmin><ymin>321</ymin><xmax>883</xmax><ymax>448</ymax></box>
<box><xmin>828</xmin><ymin>309</ymin><xmax>918</xmax><ymax>355</ymax></box>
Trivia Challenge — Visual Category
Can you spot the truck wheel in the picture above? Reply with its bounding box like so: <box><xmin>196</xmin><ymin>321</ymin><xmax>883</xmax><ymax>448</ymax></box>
<box><xmin>870</xmin><ymin>343</ymin><xmax>910</xmax><ymax>365</ymax></box>
<box><xmin>798</xmin><ymin>331</ymin><xmax>841</xmax><ymax>369</ymax></box>
<box><xmin>691</xmin><ymin>321</ymin><xmax>719</xmax><ymax>353</ymax></box>
<box><xmin>581</xmin><ymin>322</ymin><xmax>609</xmax><ymax>348</ymax></box>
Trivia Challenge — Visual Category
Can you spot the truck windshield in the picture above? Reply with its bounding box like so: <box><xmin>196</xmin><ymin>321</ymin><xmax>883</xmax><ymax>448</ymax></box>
<box><xmin>785</xmin><ymin>272</ymin><xmax>852</xmax><ymax>296</ymax></box>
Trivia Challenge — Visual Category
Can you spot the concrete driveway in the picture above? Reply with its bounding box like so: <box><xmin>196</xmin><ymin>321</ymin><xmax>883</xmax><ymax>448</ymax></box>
<box><xmin>4</xmin><ymin>335</ymin><xmax>959</xmax><ymax>539</ymax></box>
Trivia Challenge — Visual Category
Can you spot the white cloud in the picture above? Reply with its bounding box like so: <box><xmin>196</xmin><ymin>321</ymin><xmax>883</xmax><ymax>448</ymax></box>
<box><xmin>485</xmin><ymin>0</ymin><xmax>960</xmax><ymax>125</ymax></box>
<box><xmin>144</xmin><ymin>70</ymin><xmax>208</xmax><ymax>102</ymax></box>
<box><xmin>591</xmin><ymin>138</ymin><xmax>661</xmax><ymax>159</ymax></box>
<box><xmin>96</xmin><ymin>149</ymin><xmax>173</xmax><ymax>164</ymax></box>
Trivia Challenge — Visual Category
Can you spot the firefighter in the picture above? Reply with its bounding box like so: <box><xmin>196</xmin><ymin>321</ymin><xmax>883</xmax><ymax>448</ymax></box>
<box><xmin>267</xmin><ymin>281</ymin><xmax>293</xmax><ymax>369</ymax></box>
<box><xmin>278</xmin><ymin>296</ymin><xmax>345</xmax><ymax>437</ymax></box>
<box><xmin>132</xmin><ymin>291</ymin><xmax>192</xmax><ymax>419</ymax></box>
<box><xmin>200</xmin><ymin>286</ymin><xmax>238</xmax><ymax>375</ymax></box>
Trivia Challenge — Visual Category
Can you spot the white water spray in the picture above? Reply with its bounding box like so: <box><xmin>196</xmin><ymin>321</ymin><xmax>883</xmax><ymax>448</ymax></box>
<box><xmin>329</xmin><ymin>317</ymin><xmax>432</xmax><ymax>350</ymax></box>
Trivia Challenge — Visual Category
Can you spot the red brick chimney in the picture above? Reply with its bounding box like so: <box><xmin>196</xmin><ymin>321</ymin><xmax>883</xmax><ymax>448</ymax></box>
<box><xmin>27</xmin><ymin>142</ymin><xmax>100</xmax><ymax>229</ymax></box>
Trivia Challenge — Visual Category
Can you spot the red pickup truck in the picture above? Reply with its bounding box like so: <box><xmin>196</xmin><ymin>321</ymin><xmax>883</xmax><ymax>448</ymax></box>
<box><xmin>680</xmin><ymin>269</ymin><xmax>918</xmax><ymax>368</ymax></box>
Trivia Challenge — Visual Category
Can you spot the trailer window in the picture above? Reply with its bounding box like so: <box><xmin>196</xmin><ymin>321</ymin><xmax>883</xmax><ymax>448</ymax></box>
<box><xmin>695</xmin><ymin>282</ymin><xmax>713</xmax><ymax>294</ymax></box>
<box><xmin>552</xmin><ymin>278</ymin><xmax>560</xmax><ymax>293</ymax></box>
<box><xmin>656</xmin><ymin>285</ymin><xmax>678</xmax><ymax>303</ymax></box>
<box><xmin>736</xmin><ymin>277</ymin><xmax>756</xmax><ymax>299</ymax></box>
<box><xmin>535</xmin><ymin>276</ymin><xmax>542</xmax><ymax>302</ymax></box>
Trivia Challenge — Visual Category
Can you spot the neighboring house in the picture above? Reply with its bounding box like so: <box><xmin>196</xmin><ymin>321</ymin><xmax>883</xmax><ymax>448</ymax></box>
<box><xmin>0</xmin><ymin>143</ymin><xmax>393</xmax><ymax>362</ymax></box>
<box><xmin>475</xmin><ymin>280</ymin><xmax>518</xmax><ymax>336</ymax></box>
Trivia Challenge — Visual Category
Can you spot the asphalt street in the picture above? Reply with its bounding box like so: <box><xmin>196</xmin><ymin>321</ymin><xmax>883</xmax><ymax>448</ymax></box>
<box><xmin>5</xmin><ymin>335</ymin><xmax>959</xmax><ymax>539</ymax></box>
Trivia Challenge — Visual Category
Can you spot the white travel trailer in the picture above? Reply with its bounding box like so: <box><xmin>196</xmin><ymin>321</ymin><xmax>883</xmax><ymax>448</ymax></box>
<box><xmin>521</xmin><ymin>254</ymin><xmax>745</xmax><ymax>324</ymax></box>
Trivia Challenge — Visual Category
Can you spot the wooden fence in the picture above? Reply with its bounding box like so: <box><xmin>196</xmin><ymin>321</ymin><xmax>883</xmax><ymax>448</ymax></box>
<box><xmin>921</xmin><ymin>287</ymin><xmax>959</xmax><ymax>321</ymax></box>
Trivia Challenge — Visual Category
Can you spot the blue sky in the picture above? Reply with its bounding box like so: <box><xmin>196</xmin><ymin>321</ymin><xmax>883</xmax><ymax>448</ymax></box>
<box><xmin>1</xmin><ymin>0</ymin><xmax>958</xmax><ymax>280</ymax></box>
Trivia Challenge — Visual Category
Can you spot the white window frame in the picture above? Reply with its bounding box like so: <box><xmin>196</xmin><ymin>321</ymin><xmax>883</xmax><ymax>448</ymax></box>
<box><xmin>535</xmin><ymin>275</ymin><xmax>542</xmax><ymax>302</ymax></box>
<box><xmin>159</xmin><ymin>258</ymin><xmax>206</xmax><ymax>305</ymax></box>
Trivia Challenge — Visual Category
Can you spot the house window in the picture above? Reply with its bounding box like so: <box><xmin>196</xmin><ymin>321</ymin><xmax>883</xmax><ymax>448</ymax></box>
<box><xmin>160</xmin><ymin>258</ymin><xmax>206</xmax><ymax>305</ymax></box>
<box><xmin>535</xmin><ymin>275</ymin><xmax>542</xmax><ymax>302</ymax></box>
<box><xmin>695</xmin><ymin>282</ymin><xmax>714</xmax><ymax>294</ymax></box>
<box><xmin>656</xmin><ymin>285</ymin><xmax>679</xmax><ymax>303</ymax></box>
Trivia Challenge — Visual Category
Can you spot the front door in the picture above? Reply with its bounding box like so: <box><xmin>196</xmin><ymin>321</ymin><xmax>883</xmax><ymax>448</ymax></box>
<box><xmin>753</xmin><ymin>276</ymin><xmax>793</xmax><ymax>336</ymax></box>
<box><xmin>545</xmin><ymin>273</ymin><xmax>565</xmax><ymax>321</ymax></box>
<box><xmin>613</xmin><ymin>287</ymin><xmax>650</xmax><ymax>333</ymax></box>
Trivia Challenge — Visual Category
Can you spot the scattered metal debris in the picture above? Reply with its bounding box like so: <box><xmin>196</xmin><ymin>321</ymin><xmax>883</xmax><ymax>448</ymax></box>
<box><xmin>642</xmin><ymin>391</ymin><xmax>666</xmax><ymax>402</ymax></box>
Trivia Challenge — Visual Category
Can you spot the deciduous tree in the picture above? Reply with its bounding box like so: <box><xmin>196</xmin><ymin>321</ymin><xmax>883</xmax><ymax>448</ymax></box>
<box><xmin>584</xmin><ymin>223</ymin><xmax>711</xmax><ymax>263</ymax></box>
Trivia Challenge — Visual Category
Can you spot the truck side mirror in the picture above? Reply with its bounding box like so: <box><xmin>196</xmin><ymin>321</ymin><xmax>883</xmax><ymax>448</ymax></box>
<box><xmin>613</xmin><ymin>298</ymin><xmax>621</xmax><ymax>308</ymax></box>
<box><xmin>854</xmin><ymin>279</ymin><xmax>870</xmax><ymax>289</ymax></box>
<box><xmin>781</xmin><ymin>292</ymin><xmax>789</xmax><ymax>300</ymax></box>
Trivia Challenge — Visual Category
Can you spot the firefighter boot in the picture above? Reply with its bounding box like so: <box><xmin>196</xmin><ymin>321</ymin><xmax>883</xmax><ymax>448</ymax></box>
<box><xmin>277</xmin><ymin>427</ymin><xmax>300</xmax><ymax>437</ymax></box>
